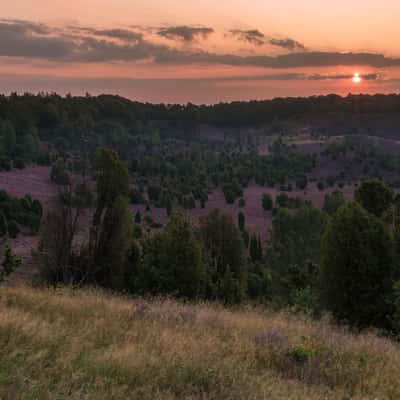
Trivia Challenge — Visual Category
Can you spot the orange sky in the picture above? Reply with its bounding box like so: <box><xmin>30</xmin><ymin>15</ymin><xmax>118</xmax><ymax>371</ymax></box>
<box><xmin>1</xmin><ymin>1</ymin><xmax>400</xmax><ymax>103</ymax></box>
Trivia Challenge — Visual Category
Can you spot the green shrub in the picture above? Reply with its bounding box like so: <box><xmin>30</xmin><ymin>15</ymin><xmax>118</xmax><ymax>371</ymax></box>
<box><xmin>7</xmin><ymin>220</ymin><xmax>20</xmax><ymax>238</ymax></box>
<box><xmin>0</xmin><ymin>157</ymin><xmax>11</xmax><ymax>171</ymax></box>
<box><xmin>13</xmin><ymin>158</ymin><xmax>26</xmax><ymax>169</ymax></box>
<box><xmin>262</xmin><ymin>193</ymin><xmax>273</xmax><ymax>211</ymax></box>
<box><xmin>355</xmin><ymin>179</ymin><xmax>393</xmax><ymax>218</ymax></box>
<box><xmin>323</xmin><ymin>191</ymin><xmax>345</xmax><ymax>216</ymax></box>
<box><xmin>288</xmin><ymin>343</ymin><xmax>315</xmax><ymax>364</ymax></box>
<box><xmin>130</xmin><ymin>188</ymin><xmax>145</xmax><ymax>204</ymax></box>
<box><xmin>0</xmin><ymin>212</ymin><xmax>7</xmax><ymax>237</ymax></box>
<box><xmin>321</xmin><ymin>202</ymin><xmax>393</xmax><ymax>328</ymax></box>
<box><xmin>182</xmin><ymin>196</ymin><xmax>196</xmax><ymax>209</ymax></box>
<box><xmin>0</xmin><ymin>246</ymin><xmax>21</xmax><ymax>282</ymax></box>
<box><xmin>133</xmin><ymin>224</ymin><xmax>143</xmax><ymax>239</ymax></box>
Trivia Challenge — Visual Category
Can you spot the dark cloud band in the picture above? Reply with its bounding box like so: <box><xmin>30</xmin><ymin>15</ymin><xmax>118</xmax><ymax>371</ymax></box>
<box><xmin>0</xmin><ymin>20</ymin><xmax>398</xmax><ymax>71</ymax></box>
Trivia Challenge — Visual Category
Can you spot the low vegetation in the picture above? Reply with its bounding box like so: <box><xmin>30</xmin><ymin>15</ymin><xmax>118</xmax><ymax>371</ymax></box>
<box><xmin>0</xmin><ymin>190</ymin><xmax>42</xmax><ymax>238</ymax></box>
<box><xmin>1</xmin><ymin>285</ymin><xmax>400</xmax><ymax>399</ymax></box>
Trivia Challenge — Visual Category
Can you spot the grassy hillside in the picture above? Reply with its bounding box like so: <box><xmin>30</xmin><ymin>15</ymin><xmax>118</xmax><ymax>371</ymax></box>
<box><xmin>0</xmin><ymin>286</ymin><xmax>399</xmax><ymax>399</ymax></box>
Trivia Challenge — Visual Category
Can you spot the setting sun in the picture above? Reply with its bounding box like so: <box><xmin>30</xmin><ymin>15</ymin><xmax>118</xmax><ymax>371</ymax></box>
<box><xmin>352</xmin><ymin>72</ymin><xmax>362</xmax><ymax>83</ymax></box>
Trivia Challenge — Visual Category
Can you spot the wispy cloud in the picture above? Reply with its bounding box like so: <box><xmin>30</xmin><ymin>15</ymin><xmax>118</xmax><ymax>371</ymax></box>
<box><xmin>308</xmin><ymin>73</ymin><xmax>378</xmax><ymax>81</ymax></box>
<box><xmin>269</xmin><ymin>38</ymin><xmax>306</xmax><ymax>51</ymax></box>
<box><xmin>228</xmin><ymin>29</ymin><xmax>265</xmax><ymax>46</ymax></box>
<box><xmin>73</xmin><ymin>27</ymin><xmax>143</xmax><ymax>42</ymax></box>
<box><xmin>157</xmin><ymin>26</ymin><xmax>214</xmax><ymax>42</ymax></box>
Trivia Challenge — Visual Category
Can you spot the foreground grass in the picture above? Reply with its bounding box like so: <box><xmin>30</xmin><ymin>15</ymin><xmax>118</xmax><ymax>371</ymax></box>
<box><xmin>0</xmin><ymin>287</ymin><xmax>399</xmax><ymax>399</ymax></box>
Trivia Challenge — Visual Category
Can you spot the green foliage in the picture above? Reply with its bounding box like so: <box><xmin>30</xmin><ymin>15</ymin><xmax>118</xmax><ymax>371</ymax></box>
<box><xmin>320</xmin><ymin>202</ymin><xmax>394</xmax><ymax>328</ymax></box>
<box><xmin>276</xmin><ymin>193</ymin><xmax>289</xmax><ymax>208</ymax></box>
<box><xmin>200</xmin><ymin>210</ymin><xmax>247</xmax><ymax>303</ymax></box>
<box><xmin>0</xmin><ymin>246</ymin><xmax>21</xmax><ymax>282</ymax></box>
<box><xmin>268</xmin><ymin>205</ymin><xmax>328</xmax><ymax>306</ymax></box>
<box><xmin>0</xmin><ymin>157</ymin><xmax>11</xmax><ymax>171</ymax></box>
<box><xmin>355</xmin><ymin>179</ymin><xmax>393</xmax><ymax>218</ymax></box>
<box><xmin>222</xmin><ymin>181</ymin><xmax>242</xmax><ymax>204</ymax></box>
<box><xmin>288</xmin><ymin>343</ymin><xmax>315</xmax><ymax>365</ymax></box>
<box><xmin>296</xmin><ymin>175</ymin><xmax>308</xmax><ymax>190</ymax></box>
<box><xmin>0</xmin><ymin>192</ymin><xmax>42</xmax><ymax>238</ymax></box>
<box><xmin>249</xmin><ymin>234</ymin><xmax>262</xmax><ymax>262</ymax></box>
<box><xmin>134</xmin><ymin>211</ymin><xmax>141</xmax><ymax>224</ymax></box>
<box><xmin>93</xmin><ymin>148</ymin><xmax>130</xmax><ymax>217</ymax></box>
<box><xmin>144</xmin><ymin>215</ymin><xmax>154</xmax><ymax>226</ymax></box>
<box><xmin>0</xmin><ymin>212</ymin><xmax>7</xmax><ymax>237</ymax></box>
<box><xmin>13</xmin><ymin>158</ymin><xmax>25</xmax><ymax>169</ymax></box>
<box><xmin>93</xmin><ymin>196</ymin><xmax>133</xmax><ymax>289</ymax></box>
<box><xmin>182</xmin><ymin>195</ymin><xmax>196</xmax><ymax>209</ymax></box>
<box><xmin>50</xmin><ymin>158</ymin><xmax>70</xmax><ymax>185</ymax></box>
<box><xmin>20</xmin><ymin>132</ymin><xmax>39</xmax><ymax>161</ymax></box>
<box><xmin>130</xmin><ymin>188</ymin><xmax>146</xmax><ymax>205</ymax></box>
<box><xmin>326</xmin><ymin>176</ymin><xmax>336</xmax><ymax>187</ymax></box>
<box><xmin>247</xmin><ymin>263</ymin><xmax>272</xmax><ymax>300</ymax></box>
<box><xmin>323</xmin><ymin>191</ymin><xmax>345</xmax><ymax>215</ymax></box>
<box><xmin>241</xmin><ymin>229</ymin><xmax>250</xmax><ymax>249</ymax></box>
<box><xmin>0</xmin><ymin>120</ymin><xmax>16</xmax><ymax>155</ymax></box>
<box><xmin>132</xmin><ymin>223</ymin><xmax>143</xmax><ymax>239</ymax></box>
<box><xmin>147</xmin><ymin>185</ymin><xmax>161</xmax><ymax>203</ymax></box>
<box><xmin>238</xmin><ymin>212</ymin><xmax>245</xmax><ymax>231</ymax></box>
<box><xmin>262</xmin><ymin>193</ymin><xmax>273</xmax><ymax>211</ymax></box>
<box><xmin>131</xmin><ymin>215</ymin><xmax>204</xmax><ymax>298</ymax></box>
<box><xmin>290</xmin><ymin>286</ymin><xmax>319</xmax><ymax>314</ymax></box>
<box><xmin>166</xmin><ymin>197</ymin><xmax>173</xmax><ymax>216</ymax></box>
<box><xmin>276</xmin><ymin>193</ymin><xmax>303</xmax><ymax>209</ymax></box>
<box><xmin>85</xmin><ymin>149</ymin><xmax>134</xmax><ymax>289</ymax></box>
<box><xmin>394</xmin><ymin>194</ymin><xmax>400</xmax><ymax>228</ymax></box>
<box><xmin>391</xmin><ymin>280</ymin><xmax>400</xmax><ymax>331</ymax></box>
<box><xmin>72</xmin><ymin>183</ymin><xmax>93</xmax><ymax>208</ymax></box>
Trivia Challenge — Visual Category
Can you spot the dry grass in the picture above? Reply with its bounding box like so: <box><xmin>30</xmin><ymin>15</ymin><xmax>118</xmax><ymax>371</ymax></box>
<box><xmin>0</xmin><ymin>286</ymin><xmax>399</xmax><ymax>399</ymax></box>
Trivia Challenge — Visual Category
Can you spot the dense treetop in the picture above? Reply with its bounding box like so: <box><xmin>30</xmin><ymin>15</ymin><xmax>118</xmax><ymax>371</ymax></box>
<box><xmin>2</xmin><ymin>92</ymin><xmax>400</xmax><ymax>131</ymax></box>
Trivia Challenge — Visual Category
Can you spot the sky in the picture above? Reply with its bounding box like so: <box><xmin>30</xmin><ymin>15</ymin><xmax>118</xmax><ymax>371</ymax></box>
<box><xmin>1</xmin><ymin>0</ymin><xmax>400</xmax><ymax>103</ymax></box>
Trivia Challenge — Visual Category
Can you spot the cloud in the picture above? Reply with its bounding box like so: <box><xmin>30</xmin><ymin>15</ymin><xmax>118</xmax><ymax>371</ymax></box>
<box><xmin>0</xmin><ymin>20</ymin><xmax>398</xmax><ymax>72</ymax></box>
<box><xmin>153</xmin><ymin>50</ymin><xmax>400</xmax><ymax>70</ymax></box>
<box><xmin>229</xmin><ymin>29</ymin><xmax>265</xmax><ymax>46</ymax></box>
<box><xmin>0</xmin><ymin>19</ymin><xmax>52</xmax><ymax>35</ymax></box>
<box><xmin>76</xmin><ymin>27</ymin><xmax>143</xmax><ymax>42</ymax></box>
<box><xmin>269</xmin><ymin>38</ymin><xmax>306</xmax><ymax>51</ymax></box>
<box><xmin>228</xmin><ymin>30</ymin><xmax>305</xmax><ymax>50</ymax></box>
<box><xmin>218</xmin><ymin>73</ymin><xmax>379</xmax><ymax>81</ymax></box>
<box><xmin>308</xmin><ymin>73</ymin><xmax>379</xmax><ymax>81</ymax></box>
<box><xmin>157</xmin><ymin>26</ymin><xmax>214</xmax><ymax>42</ymax></box>
<box><xmin>0</xmin><ymin>20</ymin><xmax>73</xmax><ymax>59</ymax></box>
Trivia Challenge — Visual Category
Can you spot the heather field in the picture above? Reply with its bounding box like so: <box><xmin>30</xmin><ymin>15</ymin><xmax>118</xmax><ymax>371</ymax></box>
<box><xmin>0</xmin><ymin>166</ymin><xmax>55</xmax><ymax>205</ymax></box>
<box><xmin>0</xmin><ymin>156</ymin><xmax>359</xmax><ymax>280</ymax></box>
<box><xmin>0</xmin><ymin>285</ymin><xmax>399</xmax><ymax>399</ymax></box>
<box><xmin>1</xmin><ymin>134</ymin><xmax>396</xmax><ymax>282</ymax></box>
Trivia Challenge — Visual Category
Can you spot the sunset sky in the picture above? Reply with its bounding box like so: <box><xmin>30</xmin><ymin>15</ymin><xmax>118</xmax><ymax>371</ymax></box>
<box><xmin>1</xmin><ymin>0</ymin><xmax>400</xmax><ymax>103</ymax></box>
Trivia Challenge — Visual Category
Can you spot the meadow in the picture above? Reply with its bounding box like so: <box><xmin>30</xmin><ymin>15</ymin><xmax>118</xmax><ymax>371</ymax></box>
<box><xmin>0</xmin><ymin>285</ymin><xmax>399</xmax><ymax>399</ymax></box>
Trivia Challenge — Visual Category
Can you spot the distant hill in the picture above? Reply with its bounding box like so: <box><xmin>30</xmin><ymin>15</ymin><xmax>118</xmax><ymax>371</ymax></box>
<box><xmin>2</xmin><ymin>92</ymin><xmax>400</xmax><ymax>132</ymax></box>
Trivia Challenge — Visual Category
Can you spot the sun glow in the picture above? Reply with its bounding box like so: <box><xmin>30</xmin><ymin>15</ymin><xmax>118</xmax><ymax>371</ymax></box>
<box><xmin>352</xmin><ymin>72</ymin><xmax>362</xmax><ymax>83</ymax></box>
